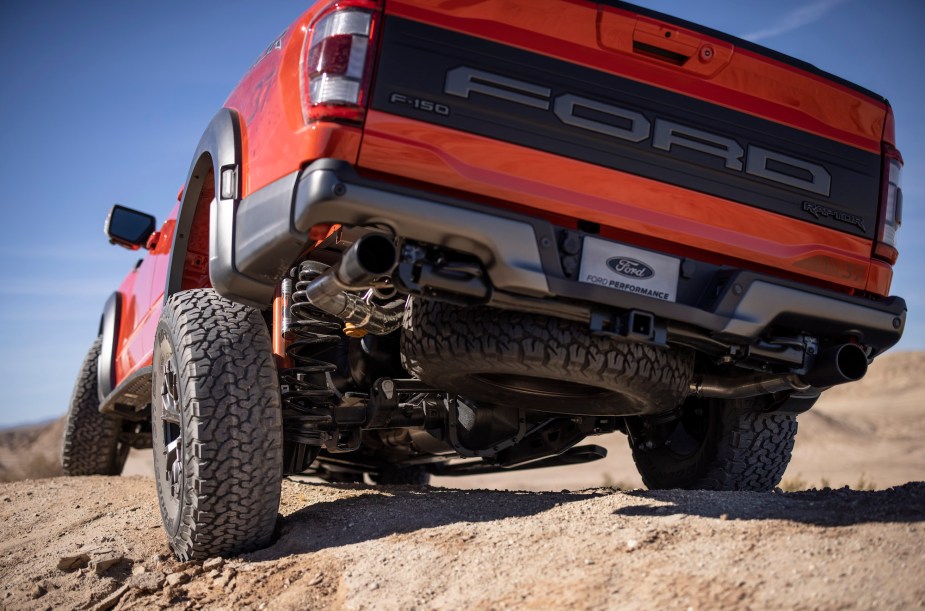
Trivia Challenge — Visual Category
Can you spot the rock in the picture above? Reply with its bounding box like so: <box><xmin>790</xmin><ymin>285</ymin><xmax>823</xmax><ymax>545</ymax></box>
<box><xmin>92</xmin><ymin>584</ymin><xmax>129</xmax><ymax>611</ymax></box>
<box><xmin>127</xmin><ymin>572</ymin><xmax>165</xmax><ymax>593</ymax></box>
<box><xmin>165</xmin><ymin>572</ymin><xmax>190</xmax><ymax>587</ymax></box>
<box><xmin>29</xmin><ymin>584</ymin><xmax>47</xmax><ymax>599</ymax></box>
<box><xmin>58</xmin><ymin>551</ymin><xmax>91</xmax><ymax>571</ymax></box>
<box><xmin>59</xmin><ymin>544</ymin><xmax>120</xmax><ymax>573</ymax></box>
<box><xmin>183</xmin><ymin>567</ymin><xmax>201</xmax><ymax>580</ymax></box>
<box><xmin>307</xmin><ymin>574</ymin><xmax>324</xmax><ymax>586</ymax></box>
<box><xmin>132</xmin><ymin>564</ymin><xmax>147</xmax><ymax>576</ymax></box>
<box><xmin>91</xmin><ymin>552</ymin><xmax>125</xmax><ymax>575</ymax></box>
<box><xmin>202</xmin><ymin>557</ymin><xmax>224</xmax><ymax>572</ymax></box>
<box><xmin>626</xmin><ymin>539</ymin><xmax>639</xmax><ymax>552</ymax></box>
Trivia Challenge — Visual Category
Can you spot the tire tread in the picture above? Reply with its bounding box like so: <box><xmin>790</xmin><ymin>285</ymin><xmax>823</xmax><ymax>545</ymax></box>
<box><xmin>155</xmin><ymin>289</ymin><xmax>283</xmax><ymax>560</ymax></box>
<box><xmin>632</xmin><ymin>398</ymin><xmax>798</xmax><ymax>492</ymax></box>
<box><xmin>61</xmin><ymin>337</ymin><xmax>125</xmax><ymax>476</ymax></box>
<box><xmin>402</xmin><ymin>298</ymin><xmax>693</xmax><ymax>414</ymax></box>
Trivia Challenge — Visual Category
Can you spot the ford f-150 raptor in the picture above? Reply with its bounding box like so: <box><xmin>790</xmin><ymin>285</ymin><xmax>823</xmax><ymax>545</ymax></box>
<box><xmin>62</xmin><ymin>0</ymin><xmax>906</xmax><ymax>560</ymax></box>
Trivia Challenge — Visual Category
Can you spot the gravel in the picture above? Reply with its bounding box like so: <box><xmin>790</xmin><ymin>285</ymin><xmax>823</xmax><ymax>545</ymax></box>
<box><xmin>1</xmin><ymin>476</ymin><xmax>923</xmax><ymax>609</ymax></box>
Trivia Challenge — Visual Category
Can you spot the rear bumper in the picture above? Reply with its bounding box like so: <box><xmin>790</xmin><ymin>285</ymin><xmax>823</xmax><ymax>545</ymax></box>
<box><xmin>213</xmin><ymin>159</ymin><xmax>905</xmax><ymax>354</ymax></box>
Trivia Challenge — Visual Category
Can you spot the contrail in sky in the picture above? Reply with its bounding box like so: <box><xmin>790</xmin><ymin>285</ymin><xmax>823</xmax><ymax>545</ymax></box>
<box><xmin>741</xmin><ymin>0</ymin><xmax>848</xmax><ymax>42</ymax></box>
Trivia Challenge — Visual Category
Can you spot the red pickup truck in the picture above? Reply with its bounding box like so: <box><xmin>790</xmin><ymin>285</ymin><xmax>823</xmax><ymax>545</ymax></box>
<box><xmin>62</xmin><ymin>0</ymin><xmax>905</xmax><ymax>560</ymax></box>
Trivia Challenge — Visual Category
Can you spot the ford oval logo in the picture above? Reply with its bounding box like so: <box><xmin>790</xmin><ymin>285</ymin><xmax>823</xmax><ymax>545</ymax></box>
<box><xmin>606</xmin><ymin>257</ymin><xmax>654</xmax><ymax>279</ymax></box>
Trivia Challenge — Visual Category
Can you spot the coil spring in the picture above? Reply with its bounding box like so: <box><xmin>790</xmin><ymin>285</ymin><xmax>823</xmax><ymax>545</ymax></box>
<box><xmin>280</xmin><ymin>260</ymin><xmax>342</xmax><ymax>427</ymax></box>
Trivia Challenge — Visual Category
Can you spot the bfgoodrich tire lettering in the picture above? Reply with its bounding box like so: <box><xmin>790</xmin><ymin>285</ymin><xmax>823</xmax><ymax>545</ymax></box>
<box><xmin>61</xmin><ymin>337</ymin><xmax>128</xmax><ymax>476</ymax></box>
<box><xmin>152</xmin><ymin>289</ymin><xmax>283</xmax><ymax>560</ymax></box>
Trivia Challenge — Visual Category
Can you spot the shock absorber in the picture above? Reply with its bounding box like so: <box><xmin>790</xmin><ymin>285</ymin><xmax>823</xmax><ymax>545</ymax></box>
<box><xmin>280</xmin><ymin>235</ymin><xmax>402</xmax><ymax>470</ymax></box>
<box><xmin>279</xmin><ymin>260</ymin><xmax>343</xmax><ymax>471</ymax></box>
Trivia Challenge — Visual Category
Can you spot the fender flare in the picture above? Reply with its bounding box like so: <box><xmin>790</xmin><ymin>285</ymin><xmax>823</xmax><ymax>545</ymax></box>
<box><xmin>163</xmin><ymin>108</ymin><xmax>269</xmax><ymax>307</ymax></box>
<box><xmin>97</xmin><ymin>291</ymin><xmax>121</xmax><ymax>401</ymax></box>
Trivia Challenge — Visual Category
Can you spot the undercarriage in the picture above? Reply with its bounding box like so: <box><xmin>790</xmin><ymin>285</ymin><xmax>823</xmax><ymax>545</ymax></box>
<box><xmin>271</xmin><ymin>228</ymin><xmax>875</xmax><ymax>485</ymax></box>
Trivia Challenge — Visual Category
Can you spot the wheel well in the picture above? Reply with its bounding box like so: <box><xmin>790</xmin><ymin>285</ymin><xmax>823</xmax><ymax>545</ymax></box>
<box><xmin>164</xmin><ymin>108</ymin><xmax>241</xmax><ymax>303</ymax></box>
<box><xmin>180</xmin><ymin>165</ymin><xmax>213</xmax><ymax>292</ymax></box>
<box><xmin>97</xmin><ymin>292</ymin><xmax>121</xmax><ymax>400</ymax></box>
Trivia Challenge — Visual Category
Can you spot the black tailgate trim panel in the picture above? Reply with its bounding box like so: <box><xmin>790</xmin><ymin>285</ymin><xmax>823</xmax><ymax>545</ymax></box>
<box><xmin>370</xmin><ymin>17</ymin><xmax>880</xmax><ymax>239</ymax></box>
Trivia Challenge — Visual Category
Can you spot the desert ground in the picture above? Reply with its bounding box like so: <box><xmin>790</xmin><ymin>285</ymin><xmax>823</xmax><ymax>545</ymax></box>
<box><xmin>0</xmin><ymin>351</ymin><xmax>923</xmax><ymax>609</ymax></box>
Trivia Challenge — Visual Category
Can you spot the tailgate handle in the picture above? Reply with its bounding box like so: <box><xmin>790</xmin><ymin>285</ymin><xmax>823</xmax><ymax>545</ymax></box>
<box><xmin>597</xmin><ymin>10</ymin><xmax>733</xmax><ymax>77</ymax></box>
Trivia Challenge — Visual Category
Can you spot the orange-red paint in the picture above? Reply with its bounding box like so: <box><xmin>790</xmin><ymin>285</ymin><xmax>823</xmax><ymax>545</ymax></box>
<box><xmin>358</xmin><ymin>111</ymin><xmax>876</xmax><ymax>292</ymax></box>
<box><xmin>386</xmin><ymin>0</ymin><xmax>886</xmax><ymax>152</ymax></box>
<box><xmin>114</xmin><ymin>210</ymin><xmax>174</xmax><ymax>382</ymax></box>
<box><xmin>224</xmin><ymin>0</ymin><xmax>366</xmax><ymax>197</ymax></box>
<box><xmin>107</xmin><ymin>0</ymin><xmax>899</xmax><ymax>389</ymax></box>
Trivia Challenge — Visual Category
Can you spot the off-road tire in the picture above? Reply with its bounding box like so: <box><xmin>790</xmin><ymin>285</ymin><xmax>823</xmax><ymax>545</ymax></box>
<box><xmin>401</xmin><ymin>298</ymin><xmax>693</xmax><ymax>415</ymax></box>
<box><xmin>61</xmin><ymin>337</ymin><xmax>128</xmax><ymax>475</ymax></box>
<box><xmin>370</xmin><ymin>465</ymin><xmax>431</xmax><ymax>486</ymax></box>
<box><xmin>152</xmin><ymin>289</ymin><xmax>283</xmax><ymax>560</ymax></box>
<box><xmin>630</xmin><ymin>396</ymin><xmax>798</xmax><ymax>491</ymax></box>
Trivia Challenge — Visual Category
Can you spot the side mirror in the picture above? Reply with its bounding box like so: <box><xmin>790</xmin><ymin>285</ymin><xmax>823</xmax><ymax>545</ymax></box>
<box><xmin>105</xmin><ymin>205</ymin><xmax>156</xmax><ymax>250</ymax></box>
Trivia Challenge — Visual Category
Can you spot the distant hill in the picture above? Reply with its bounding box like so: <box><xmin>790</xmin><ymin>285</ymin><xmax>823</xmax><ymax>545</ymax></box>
<box><xmin>822</xmin><ymin>350</ymin><xmax>925</xmax><ymax>399</ymax></box>
<box><xmin>0</xmin><ymin>417</ymin><xmax>63</xmax><ymax>482</ymax></box>
<box><xmin>3</xmin><ymin>352</ymin><xmax>923</xmax><ymax>488</ymax></box>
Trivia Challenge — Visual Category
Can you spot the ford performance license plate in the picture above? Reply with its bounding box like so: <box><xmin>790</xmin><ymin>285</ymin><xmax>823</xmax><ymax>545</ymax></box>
<box><xmin>578</xmin><ymin>237</ymin><xmax>680</xmax><ymax>302</ymax></box>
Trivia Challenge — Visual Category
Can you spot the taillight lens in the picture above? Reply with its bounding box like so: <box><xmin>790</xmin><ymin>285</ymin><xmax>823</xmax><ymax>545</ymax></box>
<box><xmin>301</xmin><ymin>5</ymin><xmax>377</xmax><ymax>123</ymax></box>
<box><xmin>874</xmin><ymin>145</ymin><xmax>903</xmax><ymax>263</ymax></box>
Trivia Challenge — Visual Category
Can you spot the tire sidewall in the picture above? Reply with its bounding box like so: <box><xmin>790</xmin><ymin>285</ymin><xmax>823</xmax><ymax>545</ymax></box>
<box><xmin>150</xmin><ymin>288</ymin><xmax>284</xmax><ymax>560</ymax></box>
<box><xmin>629</xmin><ymin>398</ymin><xmax>725</xmax><ymax>488</ymax></box>
<box><xmin>630</xmin><ymin>396</ymin><xmax>797</xmax><ymax>491</ymax></box>
<box><xmin>152</xmin><ymin>323</ymin><xmax>185</xmax><ymax>540</ymax></box>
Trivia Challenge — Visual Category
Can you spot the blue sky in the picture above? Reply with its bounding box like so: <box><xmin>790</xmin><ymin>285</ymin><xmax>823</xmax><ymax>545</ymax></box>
<box><xmin>0</xmin><ymin>0</ymin><xmax>921</xmax><ymax>427</ymax></box>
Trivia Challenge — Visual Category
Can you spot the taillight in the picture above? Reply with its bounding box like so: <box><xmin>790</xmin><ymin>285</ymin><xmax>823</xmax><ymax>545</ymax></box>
<box><xmin>300</xmin><ymin>2</ymin><xmax>379</xmax><ymax>124</ymax></box>
<box><xmin>874</xmin><ymin>144</ymin><xmax>903</xmax><ymax>264</ymax></box>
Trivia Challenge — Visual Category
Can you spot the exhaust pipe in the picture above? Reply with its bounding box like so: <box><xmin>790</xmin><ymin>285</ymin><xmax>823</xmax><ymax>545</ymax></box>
<box><xmin>304</xmin><ymin>233</ymin><xmax>404</xmax><ymax>336</ymax></box>
<box><xmin>335</xmin><ymin>232</ymin><xmax>398</xmax><ymax>288</ymax></box>
<box><xmin>800</xmin><ymin>343</ymin><xmax>868</xmax><ymax>387</ymax></box>
<box><xmin>690</xmin><ymin>343</ymin><xmax>868</xmax><ymax>400</ymax></box>
<box><xmin>689</xmin><ymin>374</ymin><xmax>811</xmax><ymax>400</ymax></box>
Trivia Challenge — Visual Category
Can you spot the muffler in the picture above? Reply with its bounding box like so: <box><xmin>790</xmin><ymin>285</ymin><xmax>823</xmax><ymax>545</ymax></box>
<box><xmin>304</xmin><ymin>233</ymin><xmax>404</xmax><ymax>336</ymax></box>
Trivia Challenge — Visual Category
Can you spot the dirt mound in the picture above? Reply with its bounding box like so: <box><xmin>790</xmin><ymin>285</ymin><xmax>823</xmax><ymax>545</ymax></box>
<box><xmin>3</xmin><ymin>350</ymin><xmax>924</xmax><ymax>609</ymax></box>
<box><xmin>1</xmin><ymin>477</ymin><xmax>923</xmax><ymax>610</ymax></box>
<box><xmin>822</xmin><ymin>350</ymin><xmax>925</xmax><ymax>399</ymax></box>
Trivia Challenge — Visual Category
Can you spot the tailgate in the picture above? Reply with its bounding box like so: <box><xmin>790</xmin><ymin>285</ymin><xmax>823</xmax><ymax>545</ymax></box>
<box><xmin>358</xmin><ymin>0</ymin><xmax>888</xmax><ymax>292</ymax></box>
